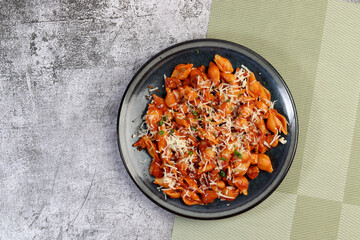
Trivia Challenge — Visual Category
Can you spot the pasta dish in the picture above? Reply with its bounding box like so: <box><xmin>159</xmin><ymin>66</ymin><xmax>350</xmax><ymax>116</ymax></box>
<box><xmin>134</xmin><ymin>54</ymin><xmax>288</xmax><ymax>205</ymax></box>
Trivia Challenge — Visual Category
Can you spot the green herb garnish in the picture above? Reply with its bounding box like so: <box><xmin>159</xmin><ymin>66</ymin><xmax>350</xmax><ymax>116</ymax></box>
<box><xmin>195</xmin><ymin>49</ymin><xmax>199</xmax><ymax>54</ymax></box>
<box><xmin>234</xmin><ymin>150</ymin><xmax>242</xmax><ymax>159</ymax></box>
<box><xmin>170</xmin><ymin>129</ymin><xmax>175</xmax><ymax>135</ymax></box>
<box><xmin>191</xmin><ymin>126</ymin><xmax>197</xmax><ymax>131</ymax></box>
<box><xmin>226</xmin><ymin>99</ymin><xmax>230</xmax><ymax>102</ymax></box>
<box><xmin>189</xmin><ymin>150</ymin><xmax>194</xmax><ymax>156</ymax></box>
<box><xmin>159</xmin><ymin>130</ymin><xmax>165</xmax><ymax>136</ymax></box>
<box><xmin>192</xmin><ymin>111</ymin><xmax>198</xmax><ymax>116</ymax></box>
<box><xmin>157</xmin><ymin>117</ymin><xmax>164</xmax><ymax>126</ymax></box>
<box><xmin>219</xmin><ymin>170</ymin><xmax>226</xmax><ymax>177</ymax></box>
<box><xmin>164</xmin><ymin>115</ymin><xmax>168</xmax><ymax>121</ymax></box>
<box><xmin>220</xmin><ymin>157</ymin><xmax>227</xmax><ymax>161</ymax></box>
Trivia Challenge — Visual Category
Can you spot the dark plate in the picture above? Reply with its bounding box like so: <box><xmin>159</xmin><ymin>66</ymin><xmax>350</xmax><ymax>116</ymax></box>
<box><xmin>117</xmin><ymin>39</ymin><xmax>298</xmax><ymax>219</ymax></box>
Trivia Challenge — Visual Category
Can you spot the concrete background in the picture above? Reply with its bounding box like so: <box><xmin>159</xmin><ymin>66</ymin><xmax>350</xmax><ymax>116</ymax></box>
<box><xmin>0</xmin><ymin>1</ymin><xmax>211</xmax><ymax>239</ymax></box>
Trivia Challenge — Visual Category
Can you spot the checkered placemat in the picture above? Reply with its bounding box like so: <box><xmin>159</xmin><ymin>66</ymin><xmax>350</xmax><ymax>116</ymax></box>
<box><xmin>172</xmin><ymin>0</ymin><xmax>360</xmax><ymax>239</ymax></box>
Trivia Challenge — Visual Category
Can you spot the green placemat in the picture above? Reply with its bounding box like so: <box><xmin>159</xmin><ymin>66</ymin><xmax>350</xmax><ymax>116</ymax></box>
<box><xmin>172</xmin><ymin>0</ymin><xmax>360</xmax><ymax>239</ymax></box>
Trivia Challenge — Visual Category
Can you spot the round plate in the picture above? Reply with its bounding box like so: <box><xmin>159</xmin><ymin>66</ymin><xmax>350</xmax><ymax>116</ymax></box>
<box><xmin>117</xmin><ymin>39</ymin><xmax>298</xmax><ymax>219</ymax></box>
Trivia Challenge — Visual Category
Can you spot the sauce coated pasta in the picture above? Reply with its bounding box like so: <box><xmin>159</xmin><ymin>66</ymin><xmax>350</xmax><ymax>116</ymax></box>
<box><xmin>134</xmin><ymin>54</ymin><xmax>288</xmax><ymax>205</ymax></box>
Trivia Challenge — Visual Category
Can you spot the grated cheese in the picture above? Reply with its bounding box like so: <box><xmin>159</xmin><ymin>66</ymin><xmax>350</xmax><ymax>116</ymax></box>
<box><xmin>217</xmin><ymin>192</ymin><xmax>235</xmax><ymax>199</ymax></box>
<box><xmin>149</xmin><ymin>87</ymin><xmax>159</xmax><ymax>92</ymax></box>
<box><xmin>269</xmin><ymin>100</ymin><xmax>277</xmax><ymax>110</ymax></box>
<box><xmin>279</xmin><ymin>137</ymin><xmax>287</xmax><ymax>144</ymax></box>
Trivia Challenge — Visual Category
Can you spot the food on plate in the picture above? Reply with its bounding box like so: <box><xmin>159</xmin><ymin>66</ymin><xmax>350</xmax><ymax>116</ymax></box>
<box><xmin>134</xmin><ymin>54</ymin><xmax>288</xmax><ymax>205</ymax></box>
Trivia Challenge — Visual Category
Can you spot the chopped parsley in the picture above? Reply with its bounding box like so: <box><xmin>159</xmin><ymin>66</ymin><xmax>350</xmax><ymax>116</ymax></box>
<box><xmin>159</xmin><ymin>130</ymin><xmax>165</xmax><ymax>136</ymax></box>
<box><xmin>189</xmin><ymin>150</ymin><xmax>194</xmax><ymax>156</ymax></box>
<box><xmin>219</xmin><ymin>170</ymin><xmax>226</xmax><ymax>178</ymax></box>
<box><xmin>234</xmin><ymin>150</ymin><xmax>242</xmax><ymax>159</ymax></box>
<box><xmin>226</xmin><ymin>99</ymin><xmax>230</xmax><ymax>102</ymax></box>
<box><xmin>220</xmin><ymin>157</ymin><xmax>227</xmax><ymax>161</ymax></box>
<box><xmin>170</xmin><ymin>129</ymin><xmax>175</xmax><ymax>135</ymax></box>
<box><xmin>192</xmin><ymin>110</ymin><xmax>198</xmax><ymax>116</ymax></box>
<box><xmin>191</xmin><ymin>126</ymin><xmax>197</xmax><ymax>131</ymax></box>
<box><xmin>157</xmin><ymin>117</ymin><xmax>164</xmax><ymax>126</ymax></box>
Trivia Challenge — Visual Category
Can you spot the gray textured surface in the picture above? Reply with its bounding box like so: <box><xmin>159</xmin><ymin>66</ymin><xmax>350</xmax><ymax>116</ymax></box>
<box><xmin>0</xmin><ymin>1</ymin><xmax>211</xmax><ymax>239</ymax></box>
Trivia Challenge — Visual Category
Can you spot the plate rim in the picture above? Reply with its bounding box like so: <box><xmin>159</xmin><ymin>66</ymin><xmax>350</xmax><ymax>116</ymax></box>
<box><xmin>117</xmin><ymin>38</ymin><xmax>299</xmax><ymax>220</ymax></box>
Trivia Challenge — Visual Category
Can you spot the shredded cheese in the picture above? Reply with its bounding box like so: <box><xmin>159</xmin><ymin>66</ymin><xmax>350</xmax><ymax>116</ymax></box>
<box><xmin>279</xmin><ymin>137</ymin><xmax>287</xmax><ymax>144</ymax></box>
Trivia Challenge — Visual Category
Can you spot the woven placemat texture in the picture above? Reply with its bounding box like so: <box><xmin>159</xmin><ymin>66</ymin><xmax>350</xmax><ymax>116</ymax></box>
<box><xmin>172</xmin><ymin>1</ymin><xmax>360</xmax><ymax>239</ymax></box>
